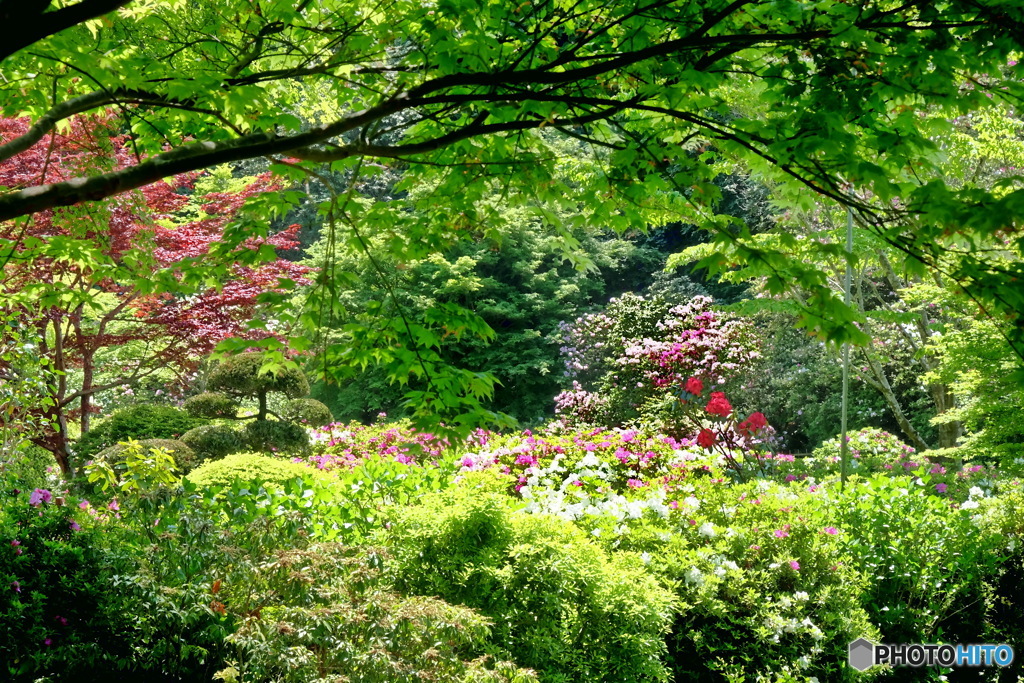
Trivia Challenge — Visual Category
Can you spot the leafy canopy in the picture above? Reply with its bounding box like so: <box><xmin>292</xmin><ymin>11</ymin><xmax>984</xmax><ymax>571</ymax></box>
<box><xmin>3</xmin><ymin>0</ymin><xmax>1024</xmax><ymax>433</ymax></box>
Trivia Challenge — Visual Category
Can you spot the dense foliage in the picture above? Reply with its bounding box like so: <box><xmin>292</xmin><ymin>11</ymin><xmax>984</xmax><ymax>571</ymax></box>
<box><xmin>3</xmin><ymin>1</ymin><xmax>1024</xmax><ymax>681</ymax></box>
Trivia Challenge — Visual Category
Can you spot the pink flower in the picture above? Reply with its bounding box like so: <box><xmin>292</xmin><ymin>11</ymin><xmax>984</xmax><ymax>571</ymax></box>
<box><xmin>11</xmin><ymin>581</ymin><xmax>20</xmax><ymax>593</ymax></box>
<box><xmin>107</xmin><ymin>499</ymin><xmax>120</xmax><ymax>512</ymax></box>
<box><xmin>823</xmin><ymin>527</ymin><xmax>838</xmax><ymax>535</ymax></box>
<box><xmin>78</xmin><ymin>500</ymin><xmax>90</xmax><ymax>510</ymax></box>
<box><xmin>29</xmin><ymin>489</ymin><xmax>52</xmax><ymax>507</ymax></box>
<box><xmin>935</xmin><ymin>483</ymin><xmax>948</xmax><ymax>493</ymax></box>
<box><xmin>43</xmin><ymin>638</ymin><xmax>52</xmax><ymax>646</ymax></box>
<box><xmin>69</xmin><ymin>521</ymin><xmax>81</xmax><ymax>532</ymax></box>
<box><xmin>789</xmin><ymin>561</ymin><xmax>800</xmax><ymax>571</ymax></box>
<box><xmin>774</xmin><ymin>529</ymin><xmax>789</xmax><ymax>538</ymax></box>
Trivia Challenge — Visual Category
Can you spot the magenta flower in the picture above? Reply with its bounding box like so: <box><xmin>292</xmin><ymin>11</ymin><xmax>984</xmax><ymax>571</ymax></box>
<box><xmin>789</xmin><ymin>561</ymin><xmax>800</xmax><ymax>571</ymax></box>
<box><xmin>11</xmin><ymin>581</ymin><xmax>20</xmax><ymax>593</ymax></box>
<box><xmin>823</xmin><ymin>527</ymin><xmax>838</xmax><ymax>535</ymax></box>
<box><xmin>107</xmin><ymin>499</ymin><xmax>120</xmax><ymax>512</ymax></box>
<box><xmin>69</xmin><ymin>521</ymin><xmax>81</xmax><ymax>532</ymax></box>
<box><xmin>935</xmin><ymin>483</ymin><xmax>948</xmax><ymax>493</ymax></box>
<box><xmin>43</xmin><ymin>638</ymin><xmax>52</xmax><ymax>646</ymax></box>
<box><xmin>29</xmin><ymin>488</ymin><xmax>52</xmax><ymax>507</ymax></box>
<box><xmin>78</xmin><ymin>500</ymin><xmax>90</xmax><ymax>510</ymax></box>
<box><xmin>54</xmin><ymin>615</ymin><xmax>68</xmax><ymax>626</ymax></box>
<box><xmin>774</xmin><ymin>529</ymin><xmax>789</xmax><ymax>538</ymax></box>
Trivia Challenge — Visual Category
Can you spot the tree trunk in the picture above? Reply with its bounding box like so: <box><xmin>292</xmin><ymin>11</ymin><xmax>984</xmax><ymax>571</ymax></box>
<box><xmin>860</xmin><ymin>348</ymin><xmax>932</xmax><ymax>452</ymax></box>
<box><xmin>258</xmin><ymin>390</ymin><xmax>268</xmax><ymax>421</ymax></box>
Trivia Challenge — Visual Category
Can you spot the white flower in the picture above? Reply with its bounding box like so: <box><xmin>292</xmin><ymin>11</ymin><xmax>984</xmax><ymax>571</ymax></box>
<box><xmin>722</xmin><ymin>560</ymin><xmax>739</xmax><ymax>571</ymax></box>
<box><xmin>961</xmin><ymin>500</ymin><xmax>980</xmax><ymax>509</ymax></box>
<box><xmin>591</xmin><ymin>528</ymin><xmax>602</xmax><ymax>537</ymax></box>
<box><xmin>969</xmin><ymin>486</ymin><xmax>985</xmax><ymax>498</ymax></box>
<box><xmin>698</xmin><ymin>522</ymin><xmax>716</xmax><ymax>538</ymax></box>
<box><xmin>684</xmin><ymin>568</ymin><xmax>704</xmax><ymax>586</ymax></box>
<box><xmin>797</xmin><ymin>655</ymin><xmax>811</xmax><ymax>668</ymax></box>
<box><xmin>794</xmin><ymin>591</ymin><xmax>809</xmax><ymax>601</ymax></box>
<box><xmin>714</xmin><ymin>566</ymin><xmax>727</xmax><ymax>577</ymax></box>
<box><xmin>683</xmin><ymin>496</ymin><xmax>700</xmax><ymax>509</ymax></box>
<box><xmin>640</xmin><ymin>552</ymin><xmax>651</xmax><ymax>565</ymax></box>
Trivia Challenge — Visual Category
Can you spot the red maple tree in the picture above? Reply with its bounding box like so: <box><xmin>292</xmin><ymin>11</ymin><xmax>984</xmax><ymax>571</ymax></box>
<box><xmin>0</xmin><ymin>114</ymin><xmax>312</xmax><ymax>474</ymax></box>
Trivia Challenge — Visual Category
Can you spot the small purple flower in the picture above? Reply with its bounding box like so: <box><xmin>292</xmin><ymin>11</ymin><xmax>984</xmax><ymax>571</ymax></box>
<box><xmin>54</xmin><ymin>615</ymin><xmax>68</xmax><ymax>627</ymax></box>
<box><xmin>69</xmin><ymin>521</ymin><xmax>81</xmax><ymax>532</ymax></box>
<box><xmin>11</xmin><ymin>581</ymin><xmax>20</xmax><ymax>593</ymax></box>
<box><xmin>774</xmin><ymin>529</ymin><xmax>789</xmax><ymax>538</ymax></box>
<box><xmin>823</xmin><ymin>527</ymin><xmax>838</xmax><ymax>535</ymax></box>
<box><xmin>935</xmin><ymin>483</ymin><xmax>948</xmax><ymax>493</ymax></box>
<box><xmin>789</xmin><ymin>561</ymin><xmax>800</xmax><ymax>571</ymax></box>
<box><xmin>107</xmin><ymin>499</ymin><xmax>120</xmax><ymax>512</ymax></box>
<box><xmin>43</xmin><ymin>637</ymin><xmax>52</xmax><ymax>646</ymax></box>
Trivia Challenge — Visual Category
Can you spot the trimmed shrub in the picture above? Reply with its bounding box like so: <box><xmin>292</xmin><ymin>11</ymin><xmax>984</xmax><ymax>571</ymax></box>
<box><xmin>180</xmin><ymin>425</ymin><xmax>246</xmax><ymax>463</ymax></box>
<box><xmin>281</xmin><ymin>398</ymin><xmax>333</xmax><ymax>427</ymax></box>
<box><xmin>182</xmin><ymin>392</ymin><xmax>238</xmax><ymax>419</ymax></box>
<box><xmin>186</xmin><ymin>452</ymin><xmax>317</xmax><ymax>488</ymax></box>
<box><xmin>74</xmin><ymin>405</ymin><xmax>206</xmax><ymax>462</ymax></box>
<box><xmin>208</xmin><ymin>353</ymin><xmax>309</xmax><ymax>401</ymax></box>
<box><xmin>95</xmin><ymin>439</ymin><xmax>197</xmax><ymax>474</ymax></box>
<box><xmin>243</xmin><ymin>420</ymin><xmax>309</xmax><ymax>454</ymax></box>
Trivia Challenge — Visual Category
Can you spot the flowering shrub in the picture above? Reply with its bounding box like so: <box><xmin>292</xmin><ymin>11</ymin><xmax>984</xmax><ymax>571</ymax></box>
<box><xmin>830</xmin><ymin>476</ymin><xmax>1009</xmax><ymax>648</ymax></box>
<box><xmin>0</xmin><ymin>484</ymin><xmax>128</xmax><ymax>681</ymax></box>
<box><xmin>460</xmin><ymin>427</ymin><xmax>717</xmax><ymax>500</ymax></box>
<box><xmin>296</xmin><ymin>419</ymin><xmax>486</xmax><ymax>472</ymax></box>
<box><xmin>555</xmin><ymin>295</ymin><xmax>761</xmax><ymax>431</ymax></box>
<box><xmin>767</xmin><ymin>427</ymin><xmax>1023</xmax><ymax>506</ymax></box>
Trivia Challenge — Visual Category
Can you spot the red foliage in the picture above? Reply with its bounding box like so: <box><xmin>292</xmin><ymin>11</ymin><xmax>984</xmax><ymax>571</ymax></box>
<box><xmin>0</xmin><ymin>112</ymin><xmax>312</xmax><ymax>467</ymax></box>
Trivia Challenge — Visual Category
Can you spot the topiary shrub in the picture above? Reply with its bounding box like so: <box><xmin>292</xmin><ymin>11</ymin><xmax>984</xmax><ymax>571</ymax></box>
<box><xmin>281</xmin><ymin>398</ymin><xmax>333</xmax><ymax>427</ymax></box>
<box><xmin>74</xmin><ymin>405</ymin><xmax>207</xmax><ymax>462</ymax></box>
<box><xmin>182</xmin><ymin>392</ymin><xmax>238</xmax><ymax>419</ymax></box>
<box><xmin>387</xmin><ymin>487</ymin><xmax>675</xmax><ymax>682</ymax></box>
<box><xmin>208</xmin><ymin>353</ymin><xmax>309</xmax><ymax>421</ymax></box>
<box><xmin>185</xmin><ymin>452</ymin><xmax>317</xmax><ymax>488</ymax></box>
<box><xmin>180</xmin><ymin>425</ymin><xmax>246</xmax><ymax>464</ymax></box>
<box><xmin>95</xmin><ymin>439</ymin><xmax>198</xmax><ymax>474</ymax></box>
<box><xmin>243</xmin><ymin>419</ymin><xmax>309</xmax><ymax>454</ymax></box>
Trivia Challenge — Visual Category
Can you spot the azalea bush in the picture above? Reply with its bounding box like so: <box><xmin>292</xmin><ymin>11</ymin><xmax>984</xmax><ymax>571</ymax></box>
<box><xmin>0</xmin><ymin>484</ymin><xmax>129</xmax><ymax>682</ymax></box>
<box><xmin>296</xmin><ymin>419</ymin><xmax>484</xmax><ymax>472</ymax></box>
<box><xmin>555</xmin><ymin>295</ymin><xmax>761</xmax><ymax>430</ymax></box>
